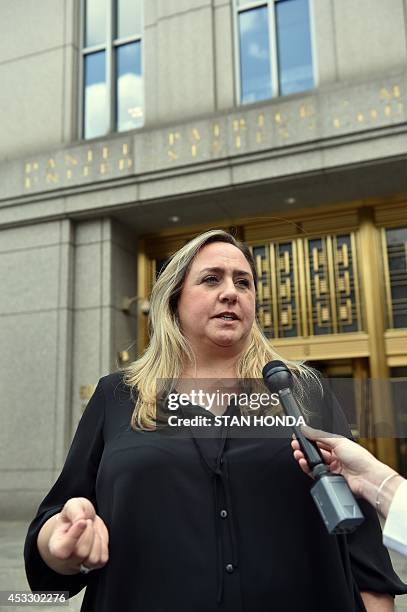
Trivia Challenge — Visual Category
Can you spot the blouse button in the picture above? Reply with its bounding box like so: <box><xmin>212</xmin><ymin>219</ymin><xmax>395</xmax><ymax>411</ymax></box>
<box><xmin>220</xmin><ymin>509</ymin><xmax>228</xmax><ymax>519</ymax></box>
<box><xmin>225</xmin><ymin>564</ymin><xmax>234</xmax><ymax>573</ymax></box>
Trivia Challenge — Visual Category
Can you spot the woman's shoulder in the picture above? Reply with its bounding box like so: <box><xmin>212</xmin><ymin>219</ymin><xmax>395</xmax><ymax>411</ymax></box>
<box><xmin>96</xmin><ymin>371</ymin><xmax>138</xmax><ymax>431</ymax></box>
<box><xmin>98</xmin><ymin>370</ymin><xmax>136</xmax><ymax>402</ymax></box>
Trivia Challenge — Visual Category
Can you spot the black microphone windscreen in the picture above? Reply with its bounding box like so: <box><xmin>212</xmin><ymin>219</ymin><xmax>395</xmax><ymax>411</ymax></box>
<box><xmin>262</xmin><ymin>360</ymin><xmax>286</xmax><ymax>378</ymax></box>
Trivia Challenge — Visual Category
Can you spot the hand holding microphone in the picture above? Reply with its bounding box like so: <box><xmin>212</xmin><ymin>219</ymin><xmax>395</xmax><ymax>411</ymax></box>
<box><xmin>291</xmin><ymin>427</ymin><xmax>405</xmax><ymax>519</ymax></box>
<box><xmin>262</xmin><ymin>360</ymin><xmax>364</xmax><ymax>534</ymax></box>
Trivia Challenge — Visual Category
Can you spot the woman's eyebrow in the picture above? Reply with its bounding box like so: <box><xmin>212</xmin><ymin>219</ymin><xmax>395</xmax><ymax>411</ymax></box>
<box><xmin>198</xmin><ymin>266</ymin><xmax>252</xmax><ymax>277</ymax></box>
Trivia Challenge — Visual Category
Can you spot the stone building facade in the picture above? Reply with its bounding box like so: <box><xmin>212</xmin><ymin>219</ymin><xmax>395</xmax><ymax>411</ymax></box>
<box><xmin>1</xmin><ymin>0</ymin><xmax>407</xmax><ymax>517</ymax></box>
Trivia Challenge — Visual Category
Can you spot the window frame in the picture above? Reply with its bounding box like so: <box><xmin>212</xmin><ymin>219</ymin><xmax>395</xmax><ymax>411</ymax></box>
<box><xmin>233</xmin><ymin>0</ymin><xmax>316</xmax><ymax>106</ymax></box>
<box><xmin>79</xmin><ymin>0</ymin><xmax>144</xmax><ymax>140</ymax></box>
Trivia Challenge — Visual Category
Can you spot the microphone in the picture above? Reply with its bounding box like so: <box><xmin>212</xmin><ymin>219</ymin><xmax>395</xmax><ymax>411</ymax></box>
<box><xmin>262</xmin><ymin>360</ymin><xmax>364</xmax><ymax>534</ymax></box>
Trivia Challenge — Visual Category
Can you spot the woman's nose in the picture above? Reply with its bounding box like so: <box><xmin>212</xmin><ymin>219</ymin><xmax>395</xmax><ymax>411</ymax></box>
<box><xmin>219</xmin><ymin>280</ymin><xmax>238</xmax><ymax>303</ymax></box>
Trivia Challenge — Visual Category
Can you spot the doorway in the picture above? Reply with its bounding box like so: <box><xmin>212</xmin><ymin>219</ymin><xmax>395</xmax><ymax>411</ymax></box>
<box><xmin>306</xmin><ymin>358</ymin><xmax>376</xmax><ymax>454</ymax></box>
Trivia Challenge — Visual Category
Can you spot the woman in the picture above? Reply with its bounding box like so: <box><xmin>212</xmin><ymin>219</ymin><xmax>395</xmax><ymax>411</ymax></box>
<box><xmin>25</xmin><ymin>230</ymin><xmax>406</xmax><ymax>611</ymax></box>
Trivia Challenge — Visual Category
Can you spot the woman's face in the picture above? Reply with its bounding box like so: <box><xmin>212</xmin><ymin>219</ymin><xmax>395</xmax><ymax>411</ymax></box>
<box><xmin>177</xmin><ymin>242</ymin><xmax>256</xmax><ymax>352</ymax></box>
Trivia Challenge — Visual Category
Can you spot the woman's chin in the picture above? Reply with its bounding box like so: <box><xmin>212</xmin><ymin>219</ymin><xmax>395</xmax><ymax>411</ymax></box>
<box><xmin>210</xmin><ymin>332</ymin><xmax>241</xmax><ymax>348</ymax></box>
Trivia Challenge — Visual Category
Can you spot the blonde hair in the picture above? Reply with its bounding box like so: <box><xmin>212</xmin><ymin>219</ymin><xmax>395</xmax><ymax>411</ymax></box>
<box><xmin>122</xmin><ymin>229</ymin><xmax>319</xmax><ymax>430</ymax></box>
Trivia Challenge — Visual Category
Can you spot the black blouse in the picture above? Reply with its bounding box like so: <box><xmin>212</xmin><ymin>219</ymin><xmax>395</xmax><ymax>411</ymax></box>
<box><xmin>24</xmin><ymin>372</ymin><xmax>407</xmax><ymax>612</ymax></box>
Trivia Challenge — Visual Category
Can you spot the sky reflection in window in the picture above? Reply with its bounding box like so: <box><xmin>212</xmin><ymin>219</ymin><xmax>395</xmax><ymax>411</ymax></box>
<box><xmin>239</xmin><ymin>6</ymin><xmax>272</xmax><ymax>104</ymax></box>
<box><xmin>276</xmin><ymin>0</ymin><xmax>313</xmax><ymax>95</ymax></box>
<box><xmin>117</xmin><ymin>42</ymin><xmax>143</xmax><ymax>131</ymax></box>
<box><xmin>84</xmin><ymin>51</ymin><xmax>108</xmax><ymax>139</ymax></box>
<box><xmin>85</xmin><ymin>0</ymin><xmax>106</xmax><ymax>47</ymax></box>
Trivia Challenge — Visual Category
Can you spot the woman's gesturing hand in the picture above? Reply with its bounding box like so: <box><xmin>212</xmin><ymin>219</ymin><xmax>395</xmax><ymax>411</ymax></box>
<box><xmin>39</xmin><ymin>497</ymin><xmax>109</xmax><ymax>575</ymax></box>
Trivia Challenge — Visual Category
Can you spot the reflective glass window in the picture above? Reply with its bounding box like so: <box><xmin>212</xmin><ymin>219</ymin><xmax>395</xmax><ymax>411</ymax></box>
<box><xmin>117</xmin><ymin>0</ymin><xmax>143</xmax><ymax>39</ymax></box>
<box><xmin>85</xmin><ymin>0</ymin><xmax>106</xmax><ymax>47</ymax></box>
<box><xmin>276</xmin><ymin>0</ymin><xmax>313</xmax><ymax>95</ymax></box>
<box><xmin>84</xmin><ymin>51</ymin><xmax>108</xmax><ymax>139</ymax></box>
<box><xmin>116</xmin><ymin>42</ymin><xmax>143</xmax><ymax>131</ymax></box>
<box><xmin>239</xmin><ymin>7</ymin><xmax>272</xmax><ymax>104</ymax></box>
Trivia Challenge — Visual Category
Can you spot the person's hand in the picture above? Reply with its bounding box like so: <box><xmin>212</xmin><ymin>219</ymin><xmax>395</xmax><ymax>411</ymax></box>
<box><xmin>48</xmin><ymin>497</ymin><xmax>109</xmax><ymax>573</ymax></box>
<box><xmin>290</xmin><ymin>426</ymin><xmax>394</xmax><ymax>499</ymax></box>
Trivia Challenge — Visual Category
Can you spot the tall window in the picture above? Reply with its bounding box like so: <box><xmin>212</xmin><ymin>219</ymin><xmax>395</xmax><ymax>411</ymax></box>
<box><xmin>82</xmin><ymin>0</ymin><xmax>143</xmax><ymax>139</ymax></box>
<box><xmin>235</xmin><ymin>0</ymin><xmax>314</xmax><ymax>104</ymax></box>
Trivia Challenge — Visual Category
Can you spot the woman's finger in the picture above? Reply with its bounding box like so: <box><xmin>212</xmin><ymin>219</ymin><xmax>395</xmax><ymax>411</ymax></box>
<box><xmin>75</xmin><ymin>519</ymin><xmax>95</xmax><ymax>561</ymax></box>
<box><xmin>291</xmin><ymin>438</ymin><xmax>333</xmax><ymax>460</ymax></box>
<box><xmin>298</xmin><ymin>457</ymin><xmax>311</xmax><ymax>475</ymax></box>
<box><xmin>95</xmin><ymin>516</ymin><xmax>109</xmax><ymax>545</ymax></box>
<box><xmin>94</xmin><ymin>517</ymin><xmax>109</xmax><ymax>563</ymax></box>
<box><xmin>318</xmin><ymin>448</ymin><xmax>334</xmax><ymax>463</ymax></box>
<box><xmin>314</xmin><ymin>440</ymin><xmax>335</xmax><ymax>453</ymax></box>
<box><xmin>62</xmin><ymin>498</ymin><xmax>96</xmax><ymax>524</ymax></box>
<box><xmin>98</xmin><ymin>530</ymin><xmax>109</xmax><ymax>565</ymax></box>
<box><xmin>83</xmin><ymin>528</ymin><xmax>102</xmax><ymax>568</ymax></box>
<box><xmin>293</xmin><ymin>450</ymin><xmax>311</xmax><ymax>475</ymax></box>
<box><xmin>291</xmin><ymin>439</ymin><xmax>300</xmax><ymax>451</ymax></box>
<box><xmin>300</xmin><ymin>425</ymin><xmax>342</xmax><ymax>443</ymax></box>
<box><xmin>49</xmin><ymin>520</ymin><xmax>88</xmax><ymax>560</ymax></box>
<box><xmin>293</xmin><ymin>449</ymin><xmax>304</xmax><ymax>461</ymax></box>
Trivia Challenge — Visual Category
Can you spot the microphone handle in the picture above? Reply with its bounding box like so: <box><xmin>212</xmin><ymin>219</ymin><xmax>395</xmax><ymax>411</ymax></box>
<box><xmin>278</xmin><ymin>388</ymin><xmax>325</xmax><ymax>469</ymax></box>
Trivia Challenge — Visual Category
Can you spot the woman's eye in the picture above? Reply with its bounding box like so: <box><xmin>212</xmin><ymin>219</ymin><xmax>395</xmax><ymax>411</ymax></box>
<box><xmin>203</xmin><ymin>276</ymin><xmax>219</xmax><ymax>284</ymax></box>
<box><xmin>236</xmin><ymin>279</ymin><xmax>250</xmax><ymax>288</ymax></box>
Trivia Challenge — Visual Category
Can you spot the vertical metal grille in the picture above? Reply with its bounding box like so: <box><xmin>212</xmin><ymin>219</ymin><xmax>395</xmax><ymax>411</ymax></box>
<box><xmin>383</xmin><ymin>227</ymin><xmax>407</xmax><ymax>329</ymax></box>
<box><xmin>251</xmin><ymin>232</ymin><xmax>362</xmax><ymax>338</ymax></box>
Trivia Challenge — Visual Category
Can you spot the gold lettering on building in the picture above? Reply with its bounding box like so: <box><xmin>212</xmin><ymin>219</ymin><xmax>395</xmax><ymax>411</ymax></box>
<box><xmin>299</xmin><ymin>104</ymin><xmax>314</xmax><ymax>119</ymax></box>
<box><xmin>274</xmin><ymin>111</ymin><xmax>289</xmax><ymax>139</ymax></box>
<box><xmin>118</xmin><ymin>141</ymin><xmax>132</xmax><ymax>171</ymax></box>
<box><xmin>65</xmin><ymin>154</ymin><xmax>79</xmax><ymax>180</ymax></box>
<box><xmin>168</xmin><ymin>131</ymin><xmax>181</xmax><ymax>160</ymax></box>
<box><xmin>46</xmin><ymin>172</ymin><xmax>59</xmax><ymax>184</ymax></box>
<box><xmin>24</xmin><ymin>160</ymin><xmax>40</xmax><ymax>189</ymax></box>
<box><xmin>256</xmin><ymin>113</ymin><xmax>266</xmax><ymax>144</ymax></box>
<box><xmin>65</xmin><ymin>154</ymin><xmax>78</xmax><ymax>166</ymax></box>
<box><xmin>232</xmin><ymin>118</ymin><xmax>246</xmax><ymax>149</ymax></box>
<box><xmin>212</xmin><ymin>122</ymin><xmax>222</xmax><ymax>154</ymax></box>
<box><xmin>23</xmin><ymin>141</ymin><xmax>132</xmax><ymax>189</ymax></box>
<box><xmin>190</xmin><ymin>128</ymin><xmax>201</xmax><ymax>157</ymax></box>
